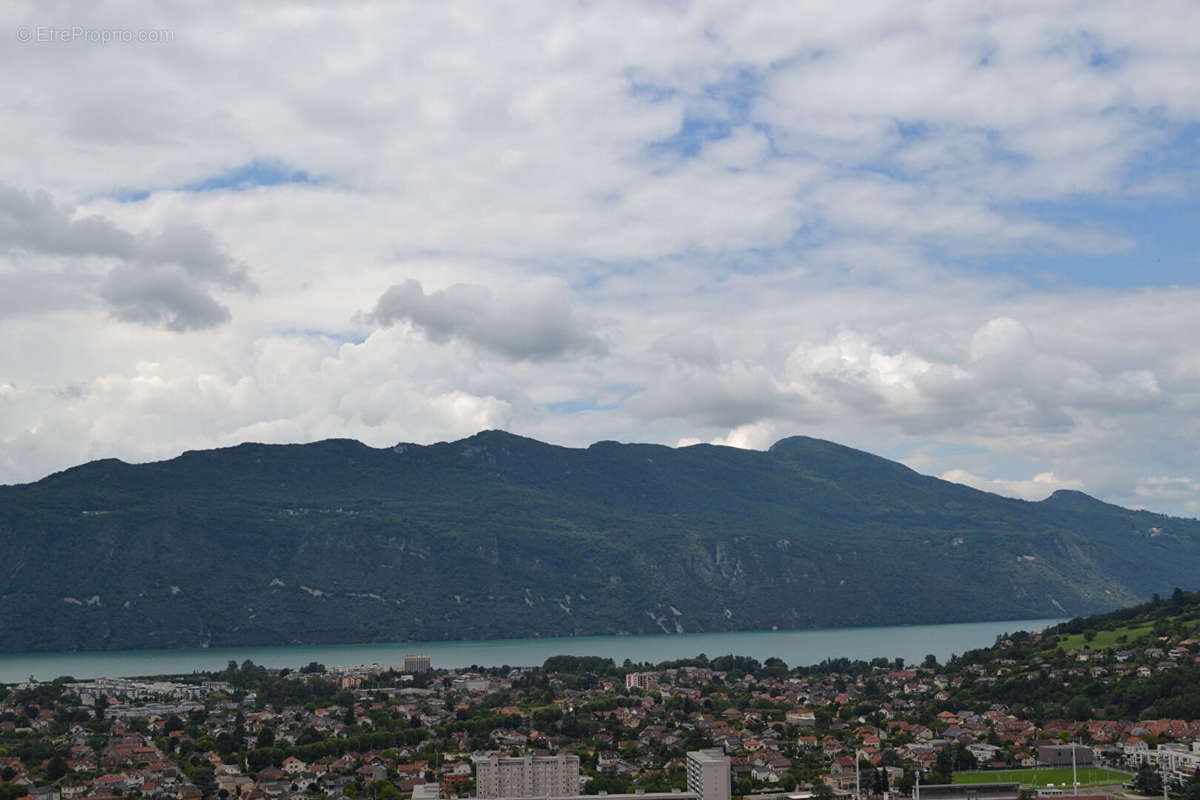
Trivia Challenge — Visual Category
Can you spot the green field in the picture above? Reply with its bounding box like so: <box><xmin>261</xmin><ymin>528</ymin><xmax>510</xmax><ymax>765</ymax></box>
<box><xmin>953</xmin><ymin>767</ymin><xmax>1130</xmax><ymax>788</ymax></box>
<box><xmin>1052</xmin><ymin>612</ymin><xmax>1200</xmax><ymax>651</ymax></box>
<box><xmin>1055</xmin><ymin>623</ymin><xmax>1154</xmax><ymax>650</ymax></box>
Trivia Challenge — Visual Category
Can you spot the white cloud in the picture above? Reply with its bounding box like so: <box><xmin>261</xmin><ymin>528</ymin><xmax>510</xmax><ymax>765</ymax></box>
<box><xmin>672</xmin><ymin>421</ymin><xmax>779</xmax><ymax>452</ymax></box>
<box><xmin>1135</xmin><ymin>476</ymin><xmax>1200</xmax><ymax>503</ymax></box>
<box><xmin>711</xmin><ymin>421</ymin><xmax>778</xmax><ymax>451</ymax></box>
<box><xmin>940</xmin><ymin>469</ymin><xmax>1085</xmax><ymax>502</ymax></box>
<box><xmin>1</xmin><ymin>1</ymin><xmax>1199</xmax><ymax>517</ymax></box>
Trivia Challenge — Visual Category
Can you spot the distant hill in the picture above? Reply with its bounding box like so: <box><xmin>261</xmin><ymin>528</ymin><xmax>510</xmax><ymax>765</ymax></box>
<box><xmin>1</xmin><ymin>430</ymin><xmax>1198</xmax><ymax>653</ymax></box>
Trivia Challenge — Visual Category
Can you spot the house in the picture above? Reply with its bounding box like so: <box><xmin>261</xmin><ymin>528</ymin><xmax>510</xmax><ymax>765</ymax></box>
<box><xmin>968</xmin><ymin>744</ymin><xmax>1001</xmax><ymax>763</ymax></box>
<box><xmin>1122</xmin><ymin>739</ymin><xmax>1150</xmax><ymax>758</ymax></box>
<box><xmin>787</xmin><ymin>710</ymin><xmax>817</xmax><ymax>728</ymax></box>
<box><xmin>217</xmin><ymin>776</ymin><xmax>254</xmax><ymax>797</ymax></box>
<box><xmin>91</xmin><ymin>775</ymin><xmax>130</xmax><ymax>794</ymax></box>
<box><xmin>281</xmin><ymin>757</ymin><xmax>307</xmax><ymax>775</ymax></box>
<box><xmin>441</xmin><ymin>774</ymin><xmax>471</xmax><ymax>793</ymax></box>
<box><xmin>830</xmin><ymin>756</ymin><xmax>857</xmax><ymax>790</ymax></box>
<box><xmin>58</xmin><ymin>779</ymin><xmax>87</xmax><ymax>800</ymax></box>
<box><xmin>259</xmin><ymin>781</ymin><xmax>291</xmax><ymax>798</ymax></box>
<box><xmin>140</xmin><ymin>781</ymin><xmax>166</xmax><ymax>797</ymax></box>
<box><xmin>397</xmin><ymin>777</ymin><xmax>425</xmax><ymax>795</ymax></box>
<box><xmin>321</xmin><ymin>775</ymin><xmax>355</xmax><ymax>794</ymax></box>
<box><xmin>357</xmin><ymin>764</ymin><xmax>387</xmax><ymax>783</ymax></box>
<box><xmin>255</xmin><ymin>767</ymin><xmax>285</xmax><ymax>784</ymax></box>
<box><xmin>751</xmin><ymin>764</ymin><xmax>784</xmax><ymax>783</ymax></box>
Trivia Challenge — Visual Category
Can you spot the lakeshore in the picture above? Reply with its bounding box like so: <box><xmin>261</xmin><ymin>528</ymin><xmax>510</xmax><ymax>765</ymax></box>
<box><xmin>0</xmin><ymin>616</ymin><xmax>1063</xmax><ymax>682</ymax></box>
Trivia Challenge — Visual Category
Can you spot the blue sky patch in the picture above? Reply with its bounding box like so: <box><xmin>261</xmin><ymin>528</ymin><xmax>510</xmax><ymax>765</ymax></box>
<box><xmin>183</xmin><ymin>159</ymin><xmax>318</xmax><ymax>192</ymax></box>
<box><xmin>645</xmin><ymin>67</ymin><xmax>763</xmax><ymax>159</ymax></box>
<box><xmin>545</xmin><ymin>385</ymin><xmax>640</xmax><ymax>415</ymax></box>
<box><xmin>107</xmin><ymin>159</ymin><xmax>319</xmax><ymax>203</ymax></box>
<box><xmin>962</xmin><ymin>190</ymin><xmax>1200</xmax><ymax>289</ymax></box>
<box><xmin>108</xmin><ymin>189</ymin><xmax>151</xmax><ymax>203</ymax></box>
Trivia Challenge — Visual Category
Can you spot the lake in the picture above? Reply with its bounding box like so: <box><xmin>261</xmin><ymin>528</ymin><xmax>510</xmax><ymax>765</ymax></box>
<box><xmin>0</xmin><ymin>617</ymin><xmax>1063</xmax><ymax>683</ymax></box>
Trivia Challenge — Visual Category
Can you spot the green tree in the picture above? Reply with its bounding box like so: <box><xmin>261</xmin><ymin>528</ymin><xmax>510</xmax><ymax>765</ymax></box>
<box><xmin>1066</xmin><ymin>696</ymin><xmax>1093</xmax><ymax>722</ymax></box>
<box><xmin>1179</xmin><ymin>773</ymin><xmax>1200</xmax><ymax>800</ymax></box>
<box><xmin>1135</xmin><ymin>763</ymin><xmax>1162</xmax><ymax>796</ymax></box>
<box><xmin>193</xmin><ymin>768</ymin><xmax>216</xmax><ymax>799</ymax></box>
<box><xmin>46</xmin><ymin>755</ymin><xmax>69</xmax><ymax>781</ymax></box>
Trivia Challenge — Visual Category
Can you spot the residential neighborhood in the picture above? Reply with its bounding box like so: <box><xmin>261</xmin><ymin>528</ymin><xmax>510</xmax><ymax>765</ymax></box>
<box><xmin>4</xmin><ymin>623</ymin><xmax>1200</xmax><ymax>800</ymax></box>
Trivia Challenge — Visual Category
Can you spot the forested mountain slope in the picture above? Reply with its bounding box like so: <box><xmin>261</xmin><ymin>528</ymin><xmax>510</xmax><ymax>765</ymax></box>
<box><xmin>1</xmin><ymin>430</ymin><xmax>1197</xmax><ymax>653</ymax></box>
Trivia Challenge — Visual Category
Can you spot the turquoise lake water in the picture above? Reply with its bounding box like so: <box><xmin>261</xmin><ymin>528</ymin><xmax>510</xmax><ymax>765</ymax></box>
<box><xmin>0</xmin><ymin>617</ymin><xmax>1064</xmax><ymax>683</ymax></box>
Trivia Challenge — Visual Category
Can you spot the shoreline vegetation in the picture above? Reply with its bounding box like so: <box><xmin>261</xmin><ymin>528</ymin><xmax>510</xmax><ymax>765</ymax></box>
<box><xmin>0</xmin><ymin>617</ymin><xmax>1065</xmax><ymax>684</ymax></box>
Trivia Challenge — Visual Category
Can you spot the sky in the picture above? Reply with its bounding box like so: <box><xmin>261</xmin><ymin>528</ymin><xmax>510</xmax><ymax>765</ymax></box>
<box><xmin>2</xmin><ymin>1</ymin><xmax>1200</xmax><ymax>515</ymax></box>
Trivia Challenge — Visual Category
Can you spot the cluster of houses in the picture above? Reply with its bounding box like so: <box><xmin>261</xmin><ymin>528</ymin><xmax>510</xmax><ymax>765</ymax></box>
<box><xmin>4</xmin><ymin>633</ymin><xmax>1200</xmax><ymax>800</ymax></box>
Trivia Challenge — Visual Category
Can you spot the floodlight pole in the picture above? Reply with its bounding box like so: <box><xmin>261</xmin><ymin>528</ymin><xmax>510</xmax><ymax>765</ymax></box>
<box><xmin>1072</xmin><ymin>743</ymin><xmax>1078</xmax><ymax>796</ymax></box>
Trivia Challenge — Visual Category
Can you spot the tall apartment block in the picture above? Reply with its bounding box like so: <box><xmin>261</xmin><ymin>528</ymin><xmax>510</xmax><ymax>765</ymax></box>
<box><xmin>472</xmin><ymin>754</ymin><xmax>581</xmax><ymax>798</ymax></box>
<box><xmin>686</xmin><ymin>750</ymin><xmax>731</xmax><ymax>800</ymax></box>
<box><xmin>403</xmin><ymin>654</ymin><xmax>432</xmax><ymax>673</ymax></box>
<box><xmin>625</xmin><ymin>672</ymin><xmax>657</xmax><ymax>690</ymax></box>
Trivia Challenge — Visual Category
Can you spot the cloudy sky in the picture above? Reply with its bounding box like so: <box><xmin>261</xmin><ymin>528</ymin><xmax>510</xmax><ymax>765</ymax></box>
<box><xmin>3</xmin><ymin>1</ymin><xmax>1200</xmax><ymax>515</ymax></box>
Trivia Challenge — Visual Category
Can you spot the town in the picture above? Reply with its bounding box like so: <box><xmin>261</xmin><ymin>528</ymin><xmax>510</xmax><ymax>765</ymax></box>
<box><xmin>4</xmin><ymin>619</ymin><xmax>1200</xmax><ymax>800</ymax></box>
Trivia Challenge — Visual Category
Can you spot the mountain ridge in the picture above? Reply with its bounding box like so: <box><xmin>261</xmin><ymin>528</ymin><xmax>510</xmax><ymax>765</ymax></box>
<box><xmin>1</xmin><ymin>430</ymin><xmax>1197</xmax><ymax>654</ymax></box>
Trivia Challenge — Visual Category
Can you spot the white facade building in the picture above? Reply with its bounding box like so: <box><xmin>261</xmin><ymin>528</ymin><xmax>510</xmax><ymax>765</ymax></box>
<box><xmin>473</xmin><ymin>754</ymin><xmax>581</xmax><ymax>798</ymax></box>
<box><xmin>403</xmin><ymin>654</ymin><xmax>432</xmax><ymax>673</ymax></box>
<box><xmin>626</xmin><ymin>672</ymin><xmax>657</xmax><ymax>690</ymax></box>
<box><xmin>412</xmin><ymin>785</ymin><xmax>441</xmax><ymax>800</ymax></box>
<box><xmin>1138</xmin><ymin>743</ymin><xmax>1200</xmax><ymax>785</ymax></box>
<box><xmin>686</xmin><ymin>750</ymin><xmax>731</xmax><ymax>800</ymax></box>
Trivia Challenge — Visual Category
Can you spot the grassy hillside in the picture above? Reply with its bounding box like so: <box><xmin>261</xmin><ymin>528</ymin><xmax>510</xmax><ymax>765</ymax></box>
<box><xmin>948</xmin><ymin>588</ymin><xmax>1200</xmax><ymax>721</ymax></box>
<box><xmin>1</xmin><ymin>430</ymin><xmax>1198</xmax><ymax>653</ymax></box>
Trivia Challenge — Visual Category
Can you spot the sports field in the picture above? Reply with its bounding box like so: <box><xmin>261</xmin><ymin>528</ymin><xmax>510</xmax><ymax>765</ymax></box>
<box><xmin>953</xmin><ymin>767</ymin><xmax>1130</xmax><ymax>788</ymax></box>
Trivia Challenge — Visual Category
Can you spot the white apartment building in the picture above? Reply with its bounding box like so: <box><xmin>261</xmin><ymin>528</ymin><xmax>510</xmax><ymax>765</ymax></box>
<box><xmin>626</xmin><ymin>672</ymin><xmax>657</xmax><ymax>690</ymax></box>
<box><xmin>403</xmin><ymin>654</ymin><xmax>432</xmax><ymax>673</ymax></box>
<box><xmin>1136</xmin><ymin>743</ymin><xmax>1200</xmax><ymax>785</ymax></box>
<box><xmin>473</xmin><ymin>754</ymin><xmax>581</xmax><ymax>798</ymax></box>
<box><xmin>411</xmin><ymin>785</ymin><xmax>441</xmax><ymax>800</ymax></box>
<box><xmin>686</xmin><ymin>749</ymin><xmax>731</xmax><ymax>800</ymax></box>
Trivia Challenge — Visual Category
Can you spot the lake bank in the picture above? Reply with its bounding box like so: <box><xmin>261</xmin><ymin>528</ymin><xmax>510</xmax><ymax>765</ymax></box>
<box><xmin>0</xmin><ymin>616</ymin><xmax>1064</xmax><ymax>683</ymax></box>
